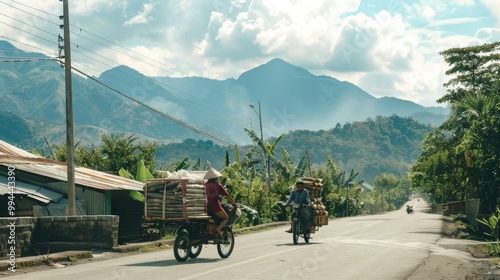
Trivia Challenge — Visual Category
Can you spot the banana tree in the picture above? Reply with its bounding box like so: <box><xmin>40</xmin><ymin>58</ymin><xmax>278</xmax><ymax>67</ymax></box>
<box><xmin>332</xmin><ymin>168</ymin><xmax>364</xmax><ymax>216</ymax></box>
<box><xmin>244</xmin><ymin>128</ymin><xmax>284</xmax><ymax>218</ymax></box>
<box><xmin>117</xmin><ymin>158</ymin><xmax>154</xmax><ymax>202</ymax></box>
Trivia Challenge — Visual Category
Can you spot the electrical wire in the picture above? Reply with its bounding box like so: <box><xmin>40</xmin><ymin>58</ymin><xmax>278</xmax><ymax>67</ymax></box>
<box><xmin>0</xmin><ymin>0</ymin><xmax>254</xmax><ymax>127</ymax></box>
<box><xmin>69</xmin><ymin>46</ymin><xmax>251</xmax><ymax>127</ymax></box>
<box><xmin>0</xmin><ymin>1</ymin><xmax>257</xmax><ymax>139</ymax></box>
<box><xmin>68</xmin><ymin>31</ymin><xmax>253</xmax><ymax>126</ymax></box>
<box><xmin>65</xmin><ymin>62</ymin><xmax>236</xmax><ymax>147</ymax></box>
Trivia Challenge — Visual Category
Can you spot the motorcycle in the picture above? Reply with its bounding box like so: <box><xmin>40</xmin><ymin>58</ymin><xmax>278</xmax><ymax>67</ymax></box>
<box><xmin>406</xmin><ymin>205</ymin><xmax>414</xmax><ymax>214</ymax></box>
<box><xmin>290</xmin><ymin>203</ymin><xmax>313</xmax><ymax>244</ymax></box>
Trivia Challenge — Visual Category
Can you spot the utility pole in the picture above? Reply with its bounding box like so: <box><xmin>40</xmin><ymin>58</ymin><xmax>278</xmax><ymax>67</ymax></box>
<box><xmin>249</xmin><ymin>101</ymin><xmax>271</xmax><ymax>218</ymax></box>
<box><xmin>62</xmin><ymin>0</ymin><xmax>76</xmax><ymax>215</ymax></box>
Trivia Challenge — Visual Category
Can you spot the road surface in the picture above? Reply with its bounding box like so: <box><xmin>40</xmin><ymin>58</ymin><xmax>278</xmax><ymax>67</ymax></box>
<box><xmin>6</xmin><ymin>199</ymin><xmax>476</xmax><ymax>279</ymax></box>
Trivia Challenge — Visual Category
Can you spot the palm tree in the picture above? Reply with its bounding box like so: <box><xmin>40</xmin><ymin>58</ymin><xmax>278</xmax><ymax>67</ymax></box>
<box><xmin>332</xmin><ymin>168</ymin><xmax>364</xmax><ymax>216</ymax></box>
<box><xmin>453</xmin><ymin>91</ymin><xmax>500</xmax><ymax>213</ymax></box>
<box><xmin>244</xmin><ymin>128</ymin><xmax>284</xmax><ymax>218</ymax></box>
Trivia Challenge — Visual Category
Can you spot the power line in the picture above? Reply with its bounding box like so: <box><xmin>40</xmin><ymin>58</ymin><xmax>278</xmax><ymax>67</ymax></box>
<box><xmin>66</xmin><ymin>63</ymin><xmax>236</xmax><ymax>147</ymax></box>
<box><xmin>7</xmin><ymin>0</ymin><xmax>59</xmax><ymax>18</ymax></box>
<box><xmin>69</xmin><ymin>46</ymin><xmax>251</xmax><ymax>127</ymax></box>
<box><xmin>0</xmin><ymin>35</ymin><xmax>55</xmax><ymax>56</ymax></box>
<box><xmin>68</xmin><ymin>30</ymin><xmax>253</xmax><ymax>125</ymax></box>
<box><xmin>0</xmin><ymin>1</ymin><xmax>254</xmax><ymax>139</ymax></box>
<box><xmin>0</xmin><ymin>19</ymin><xmax>57</xmax><ymax>48</ymax></box>
<box><xmin>0</xmin><ymin>57</ymin><xmax>54</xmax><ymax>62</ymax></box>
<box><xmin>0</xmin><ymin>0</ymin><xmax>254</xmax><ymax>127</ymax></box>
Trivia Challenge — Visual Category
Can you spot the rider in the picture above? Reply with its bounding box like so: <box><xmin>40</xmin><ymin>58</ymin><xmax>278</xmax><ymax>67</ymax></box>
<box><xmin>204</xmin><ymin>168</ymin><xmax>238</xmax><ymax>237</ymax></box>
<box><xmin>284</xmin><ymin>179</ymin><xmax>312</xmax><ymax>233</ymax></box>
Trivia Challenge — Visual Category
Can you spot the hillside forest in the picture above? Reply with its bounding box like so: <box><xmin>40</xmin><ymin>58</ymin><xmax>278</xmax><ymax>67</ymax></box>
<box><xmin>27</xmin><ymin>42</ymin><xmax>500</xmax><ymax>227</ymax></box>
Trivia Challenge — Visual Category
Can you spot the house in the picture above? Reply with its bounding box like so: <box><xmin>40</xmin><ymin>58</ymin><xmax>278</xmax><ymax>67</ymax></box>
<box><xmin>0</xmin><ymin>140</ymin><xmax>145</xmax><ymax>243</ymax></box>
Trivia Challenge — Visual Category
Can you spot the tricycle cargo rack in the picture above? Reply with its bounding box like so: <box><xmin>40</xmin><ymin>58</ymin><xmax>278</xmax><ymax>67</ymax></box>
<box><xmin>144</xmin><ymin>175</ymin><xmax>239</xmax><ymax>262</ymax></box>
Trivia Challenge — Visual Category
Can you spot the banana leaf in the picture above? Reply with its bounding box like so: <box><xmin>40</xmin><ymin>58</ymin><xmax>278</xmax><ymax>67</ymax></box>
<box><xmin>118</xmin><ymin>168</ymin><xmax>134</xmax><ymax>180</ymax></box>
<box><xmin>136</xmin><ymin>159</ymin><xmax>154</xmax><ymax>183</ymax></box>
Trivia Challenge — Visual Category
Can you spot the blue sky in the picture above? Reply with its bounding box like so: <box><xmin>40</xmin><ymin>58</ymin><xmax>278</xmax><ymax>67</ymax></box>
<box><xmin>1</xmin><ymin>0</ymin><xmax>499</xmax><ymax>107</ymax></box>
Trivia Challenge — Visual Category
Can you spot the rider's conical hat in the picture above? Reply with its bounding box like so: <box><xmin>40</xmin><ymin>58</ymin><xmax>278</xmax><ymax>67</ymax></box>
<box><xmin>203</xmin><ymin>168</ymin><xmax>222</xmax><ymax>179</ymax></box>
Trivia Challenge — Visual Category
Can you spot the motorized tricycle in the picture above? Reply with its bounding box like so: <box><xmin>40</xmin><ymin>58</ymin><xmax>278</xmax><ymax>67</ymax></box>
<box><xmin>172</xmin><ymin>203</ymin><xmax>239</xmax><ymax>262</ymax></box>
<box><xmin>144</xmin><ymin>177</ymin><xmax>240</xmax><ymax>262</ymax></box>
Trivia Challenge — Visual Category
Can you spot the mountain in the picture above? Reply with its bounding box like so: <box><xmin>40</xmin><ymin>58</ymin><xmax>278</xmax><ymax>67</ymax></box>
<box><xmin>0</xmin><ymin>40</ymin><xmax>448</xmax><ymax>150</ymax></box>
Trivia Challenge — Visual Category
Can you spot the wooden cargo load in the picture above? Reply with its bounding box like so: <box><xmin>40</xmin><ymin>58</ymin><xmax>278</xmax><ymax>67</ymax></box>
<box><xmin>144</xmin><ymin>178</ymin><xmax>209</xmax><ymax>221</ymax></box>
<box><xmin>299</xmin><ymin>177</ymin><xmax>329</xmax><ymax>227</ymax></box>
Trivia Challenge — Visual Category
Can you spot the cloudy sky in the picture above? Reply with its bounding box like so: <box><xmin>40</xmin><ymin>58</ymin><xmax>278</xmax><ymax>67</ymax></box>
<box><xmin>1</xmin><ymin>0</ymin><xmax>499</xmax><ymax>107</ymax></box>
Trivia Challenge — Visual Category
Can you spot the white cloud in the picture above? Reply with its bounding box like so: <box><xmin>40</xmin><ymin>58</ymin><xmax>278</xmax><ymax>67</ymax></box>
<box><xmin>124</xmin><ymin>3</ymin><xmax>156</xmax><ymax>26</ymax></box>
<box><xmin>414</xmin><ymin>5</ymin><xmax>436</xmax><ymax>22</ymax></box>
<box><xmin>1</xmin><ymin>0</ymin><xmax>495</xmax><ymax>108</ymax></box>
<box><xmin>472</xmin><ymin>27</ymin><xmax>500</xmax><ymax>44</ymax></box>
<box><xmin>481</xmin><ymin>0</ymin><xmax>500</xmax><ymax>26</ymax></box>
<box><xmin>427</xmin><ymin>17</ymin><xmax>482</xmax><ymax>27</ymax></box>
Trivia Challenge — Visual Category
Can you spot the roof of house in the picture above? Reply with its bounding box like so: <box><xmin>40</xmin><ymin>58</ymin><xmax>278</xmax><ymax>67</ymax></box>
<box><xmin>0</xmin><ymin>140</ymin><xmax>143</xmax><ymax>191</ymax></box>
<box><xmin>0</xmin><ymin>175</ymin><xmax>63</xmax><ymax>203</ymax></box>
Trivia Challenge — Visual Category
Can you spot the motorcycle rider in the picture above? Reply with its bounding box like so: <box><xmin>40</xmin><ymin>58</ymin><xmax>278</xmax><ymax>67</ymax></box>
<box><xmin>204</xmin><ymin>168</ymin><xmax>238</xmax><ymax>237</ymax></box>
<box><xmin>284</xmin><ymin>179</ymin><xmax>313</xmax><ymax>233</ymax></box>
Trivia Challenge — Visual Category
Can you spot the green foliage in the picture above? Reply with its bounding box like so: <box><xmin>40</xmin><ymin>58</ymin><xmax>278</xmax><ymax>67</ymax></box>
<box><xmin>150</xmin><ymin>115</ymin><xmax>431</xmax><ymax>185</ymax></box>
<box><xmin>118</xmin><ymin>168</ymin><xmax>133</xmax><ymax>179</ymax></box>
<box><xmin>412</xmin><ymin>42</ymin><xmax>500</xmax><ymax>214</ymax></box>
<box><xmin>174</xmin><ymin>157</ymin><xmax>191</xmax><ymax>171</ymax></box>
<box><xmin>101</xmin><ymin>134</ymin><xmax>139</xmax><ymax>173</ymax></box>
<box><xmin>477</xmin><ymin>207</ymin><xmax>500</xmax><ymax>257</ymax></box>
<box><xmin>477</xmin><ymin>207</ymin><xmax>500</xmax><ymax>241</ymax></box>
<box><xmin>135</xmin><ymin>159</ymin><xmax>154</xmax><ymax>183</ymax></box>
<box><xmin>374</xmin><ymin>173</ymin><xmax>403</xmax><ymax>211</ymax></box>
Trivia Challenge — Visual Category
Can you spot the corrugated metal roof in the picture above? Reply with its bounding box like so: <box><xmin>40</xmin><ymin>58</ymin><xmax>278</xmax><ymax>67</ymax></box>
<box><xmin>0</xmin><ymin>175</ymin><xmax>63</xmax><ymax>203</ymax></box>
<box><xmin>0</xmin><ymin>140</ymin><xmax>39</xmax><ymax>158</ymax></box>
<box><xmin>0</xmin><ymin>141</ymin><xmax>143</xmax><ymax>191</ymax></box>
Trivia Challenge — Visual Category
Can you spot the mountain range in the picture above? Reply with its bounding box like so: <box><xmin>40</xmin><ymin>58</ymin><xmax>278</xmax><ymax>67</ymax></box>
<box><xmin>0</xmin><ymin>40</ymin><xmax>448</xmax><ymax>150</ymax></box>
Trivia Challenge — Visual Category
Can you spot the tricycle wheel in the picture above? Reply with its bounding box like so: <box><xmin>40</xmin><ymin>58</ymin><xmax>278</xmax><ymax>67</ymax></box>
<box><xmin>188</xmin><ymin>244</ymin><xmax>203</xmax><ymax>259</ymax></box>
<box><xmin>217</xmin><ymin>228</ymin><xmax>234</xmax><ymax>258</ymax></box>
<box><xmin>292</xmin><ymin>219</ymin><xmax>300</xmax><ymax>245</ymax></box>
<box><xmin>174</xmin><ymin>231</ymin><xmax>190</xmax><ymax>262</ymax></box>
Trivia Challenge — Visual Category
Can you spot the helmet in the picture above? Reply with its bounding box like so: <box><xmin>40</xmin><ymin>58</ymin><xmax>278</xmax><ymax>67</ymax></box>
<box><xmin>203</xmin><ymin>168</ymin><xmax>222</xmax><ymax>179</ymax></box>
<box><xmin>296</xmin><ymin>179</ymin><xmax>304</xmax><ymax>185</ymax></box>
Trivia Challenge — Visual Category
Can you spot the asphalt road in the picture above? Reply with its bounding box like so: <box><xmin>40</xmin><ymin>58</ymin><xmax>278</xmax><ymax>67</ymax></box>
<box><xmin>6</xmin><ymin>199</ymin><xmax>474</xmax><ymax>280</ymax></box>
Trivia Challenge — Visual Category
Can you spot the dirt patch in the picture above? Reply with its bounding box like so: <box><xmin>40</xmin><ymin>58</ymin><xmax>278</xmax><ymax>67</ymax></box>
<box><xmin>408</xmin><ymin>215</ymin><xmax>500</xmax><ymax>280</ymax></box>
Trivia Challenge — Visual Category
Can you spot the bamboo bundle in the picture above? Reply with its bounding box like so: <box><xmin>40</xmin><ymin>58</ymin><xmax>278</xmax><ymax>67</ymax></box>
<box><xmin>304</xmin><ymin>177</ymin><xmax>328</xmax><ymax>226</ymax></box>
<box><xmin>145</xmin><ymin>179</ymin><xmax>209</xmax><ymax>220</ymax></box>
<box><xmin>300</xmin><ymin>177</ymin><xmax>323</xmax><ymax>199</ymax></box>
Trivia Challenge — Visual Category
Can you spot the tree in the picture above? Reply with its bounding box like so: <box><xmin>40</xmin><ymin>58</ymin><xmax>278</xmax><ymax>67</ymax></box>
<box><xmin>244</xmin><ymin>128</ymin><xmax>284</xmax><ymax>219</ymax></box>
<box><xmin>374</xmin><ymin>173</ymin><xmax>401</xmax><ymax>211</ymax></box>
<box><xmin>101</xmin><ymin>134</ymin><xmax>139</xmax><ymax>174</ymax></box>
<box><xmin>412</xmin><ymin>42</ymin><xmax>500</xmax><ymax>213</ymax></box>
<box><xmin>454</xmin><ymin>91</ymin><xmax>500</xmax><ymax>212</ymax></box>
<box><xmin>332</xmin><ymin>168</ymin><xmax>364</xmax><ymax>216</ymax></box>
<box><xmin>438</xmin><ymin>41</ymin><xmax>500</xmax><ymax>104</ymax></box>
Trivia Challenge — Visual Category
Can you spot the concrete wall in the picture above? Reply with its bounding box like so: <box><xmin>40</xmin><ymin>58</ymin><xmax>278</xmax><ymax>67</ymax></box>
<box><xmin>0</xmin><ymin>215</ymin><xmax>119</xmax><ymax>259</ymax></box>
<box><xmin>0</xmin><ymin>218</ymin><xmax>35</xmax><ymax>259</ymax></box>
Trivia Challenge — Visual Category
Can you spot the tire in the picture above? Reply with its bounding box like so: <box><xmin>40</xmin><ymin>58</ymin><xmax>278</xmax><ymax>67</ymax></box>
<box><xmin>217</xmin><ymin>227</ymin><xmax>235</xmax><ymax>258</ymax></box>
<box><xmin>188</xmin><ymin>244</ymin><xmax>203</xmax><ymax>259</ymax></box>
<box><xmin>173</xmin><ymin>232</ymin><xmax>190</xmax><ymax>262</ymax></box>
<box><xmin>292</xmin><ymin>219</ymin><xmax>300</xmax><ymax>245</ymax></box>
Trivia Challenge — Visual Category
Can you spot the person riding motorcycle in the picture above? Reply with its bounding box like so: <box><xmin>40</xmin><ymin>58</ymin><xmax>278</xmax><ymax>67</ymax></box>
<box><xmin>284</xmin><ymin>179</ymin><xmax>313</xmax><ymax>233</ymax></box>
<box><xmin>204</xmin><ymin>168</ymin><xmax>238</xmax><ymax>237</ymax></box>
